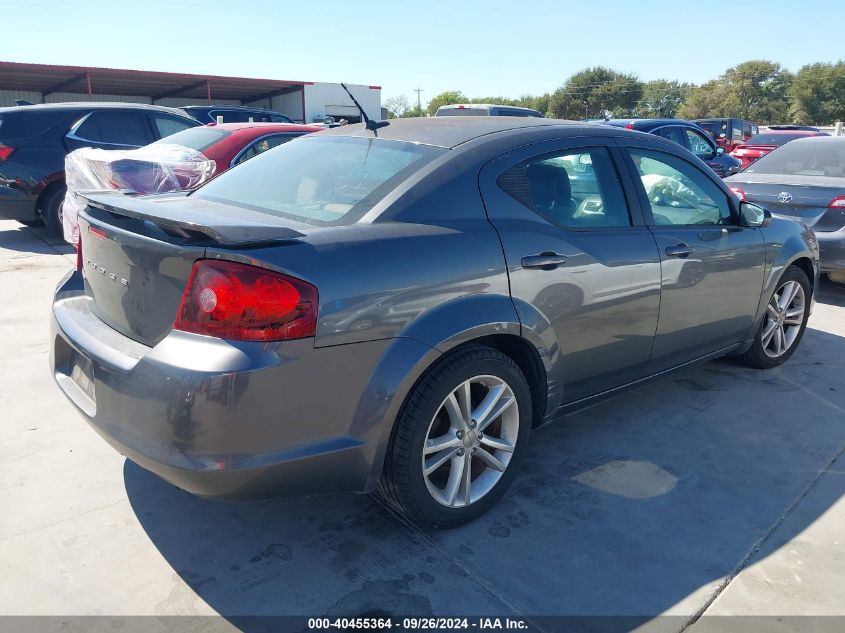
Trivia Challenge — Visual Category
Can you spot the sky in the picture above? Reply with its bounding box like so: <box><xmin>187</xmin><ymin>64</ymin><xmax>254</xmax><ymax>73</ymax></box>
<box><xmin>2</xmin><ymin>0</ymin><xmax>842</xmax><ymax>107</ymax></box>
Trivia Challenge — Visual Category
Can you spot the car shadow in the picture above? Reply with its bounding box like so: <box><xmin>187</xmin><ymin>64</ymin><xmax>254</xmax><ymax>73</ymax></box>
<box><xmin>0</xmin><ymin>223</ymin><xmax>75</xmax><ymax>256</ymax></box>
<box><xmin>124</xmin><ymin>325</ymin><xmax>845</xmax><ymax>628</ymax></box>
<box><xmin>817</xmin><ymin>276</ymin><xmax>845</xmax><ymax>307</ymax></box>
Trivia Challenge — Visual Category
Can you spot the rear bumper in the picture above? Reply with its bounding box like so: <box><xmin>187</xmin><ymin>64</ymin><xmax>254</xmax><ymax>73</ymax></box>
<box><xmin>50</xmin><ymin>270</ymin><xmax>396</xmax><ymax>499</ymax></box>
<box><xmin>0</xmin><ymin>185</ymin><xmax>37</xmax><ymax>221</ymax></box>
<box><xmin>816</xmin><ymin>228</ymin><xmax>845</xmax><ymax>273</ymax></box>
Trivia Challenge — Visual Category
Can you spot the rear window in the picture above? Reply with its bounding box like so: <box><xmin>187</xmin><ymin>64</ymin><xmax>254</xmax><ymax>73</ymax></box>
<box><xmin>193</xmin><ymin>136</ymin><xmax>446</xmax><ymax>226</ymax></box>
<box><xmin>0</xmin><ymin>109</ymin><xmax>72</xmax><ymax>139</ymax></box>
<box><xmin>151</xmin><ymin>126</ymin><xmax>231</xmax><ymax>151</ymax></box>
<box><xmin>436</xmin><ymin>107</ymin><xmax>488</xmax><ymax>117</ymax></box>
<box><xmin>744</xmin><ymin>141</ymin><xmax>845</xmax><ymax>177</ymax></box>
<box><xmin>743</xmin><ymin>133</ymin><xmax>805</xmax><ymax>146</ymax></box>
<box><xmin>697</xmin><ymin>120</ymin><xmax>727</xmax><ymax>138</ymax></box>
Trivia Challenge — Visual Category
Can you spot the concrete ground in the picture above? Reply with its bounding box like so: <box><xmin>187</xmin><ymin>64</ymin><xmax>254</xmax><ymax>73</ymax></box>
<box><xmin>1</xmin><ymin>219</ymin><xmax>843</xmax><ymax>631</ymax></box>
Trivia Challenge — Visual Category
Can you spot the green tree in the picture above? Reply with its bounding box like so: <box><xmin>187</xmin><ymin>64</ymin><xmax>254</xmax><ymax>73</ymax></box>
<box><xmin>789</xmin><ymin>61</ymin><xmax>845</xmax><ymax>125</ymax></box>
<box><xmin>549</xmin><ymin>67</ymin><xmax>642</xmax><ymax>119</ymax></box>
<box><xmin>678</xmin><ymin>60</ymin><xmax>792</xmax><ymax>124</ymax></box>
<box><xmin>426</xmin><ymin>91</ymin><xmax>467</xmax><ymax>116</ymax></box>
<box><xmin>635</xmin><ymin>80</ymin><xmax>693</xmax><ymax>118</ymax></box>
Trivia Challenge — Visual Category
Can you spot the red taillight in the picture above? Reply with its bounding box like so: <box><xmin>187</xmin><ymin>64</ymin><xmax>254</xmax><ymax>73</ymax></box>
<box><xmin>828</xmin><ymin>196</ymin><xmax>845</xmax><ymax>208</ymax></box>
<box><xmin>88</xmin><ymin>225</ymin><xmax>108</xmax><ymax>240</ymax></box>
<box><xmin>730</xmin><ymin>187</ymin><xmax>746</xmax><ymax>201</ymax></box>
<box><xmin>624</xmin><ymin>123</ymin><xmax>635</xmax><ymax>129</ymax></box>
<box><xmin>76</xmin><ymin>236</ymin><xmax>83</xmax><ymax>271</ymax></box>
<box><xmin>174</xmin><ymin>259</ymin><xmax>318</xmax><ymax>342</ymax></box>
<box><xmin>0</xmin><ymin>145</ymin><xmax>14</xmax><ymax>161</ymax></box>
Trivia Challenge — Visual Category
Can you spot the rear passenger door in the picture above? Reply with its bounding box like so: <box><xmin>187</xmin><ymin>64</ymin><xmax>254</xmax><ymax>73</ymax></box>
<box><xmin>480</xmin><ymin>138</ymin><xmax>662</xmax><ymax>406</ymax></box>
<box><xmin>616</xmin><ymin>139</ymin><xmax>766</xmax><ymax>371</ymax></box>
<box><xmin>65</xmin><ymin>110</ymin><xmax>155</xmax><ymax>151</ymax></box>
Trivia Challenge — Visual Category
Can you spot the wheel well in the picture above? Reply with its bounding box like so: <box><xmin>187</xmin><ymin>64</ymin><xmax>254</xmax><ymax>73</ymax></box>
<box><xmin>35</xmin><ymin>179</ymin><xmax>66</xmax><ymax>215</ymax></box>
<box><xmin>471</xmin><ymin>334</ymin><xmax>548</xmax><ymax>428</ymax></box>
<box><xmin>790</xmin><ymin>257</ymin><xmax>815</xmax><ymax>294</ymax></box>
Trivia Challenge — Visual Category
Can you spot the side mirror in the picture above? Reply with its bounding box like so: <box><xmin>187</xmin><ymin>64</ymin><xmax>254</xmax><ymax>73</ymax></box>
<box><xmin>740</xmin><ymin>201</ymin><xmax>772</xmax><ymax>227</ymax></box>
<box><xmin>716</xmin><ymin>147</ymin><xmax>725</xmax><ymax>156</ymax></box>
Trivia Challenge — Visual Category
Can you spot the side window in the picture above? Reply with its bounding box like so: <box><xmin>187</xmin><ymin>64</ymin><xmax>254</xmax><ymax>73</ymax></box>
<box><xmin>742</xmin><ymin>121</ymin><xmax>753</xmax><ymax>140</ymax></box>
<box><xmin>75</xmin><ymin>111</ymin><xmax>154</xmax><ymax>146</ymax></box>
<box><xmin>209</xmin><ymin>110</ymin><xmax>246</xmax><ymax>123</ymax></box>
<box><xmin>233</xmin><ymin>134</ymin><xmax>297</xmax><ymax>166</ymax></box>
<box><xmin>684</xmin><ymin>129</ymin><xmax>714</xmax><ymax>158</ymax></box>
<box><xmin>498</xmin><ymin>147</ymin><xmax>631</xmax><ymax>229</ymax></box>
<box><xmin>151</xmin><ymin>114</ymin><xmax>196</xmax><ymax>139</ymax></box>
<box><xmin>655</xmin><ymin>126</ymin><xmax>686</xmax><ymax>147</ymax></box>
<box><xmin>732</xmin><ymin>120</ymin><xmax>744</xmax><ymax>142</ymax></box>
<box><xmin>629</xmin><ymin>149</ymin><xmax>732</xmax><ymax>226</ymax></box>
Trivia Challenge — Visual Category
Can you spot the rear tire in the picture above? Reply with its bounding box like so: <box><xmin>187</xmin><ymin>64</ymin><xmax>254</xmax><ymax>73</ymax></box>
<box><xmin>39</xmin><ymin>185</ymin><xmax>66</xmax><ymax>238</ymax></box>
<box><xmin>739</xmin><ymin>266</ymin><xmax>811</xmax><ymax>369</ymax></box>
<box><xmin>377</xmin><ymin>344</ymin><xmax>532</xmax><ymax>528</ymax></box>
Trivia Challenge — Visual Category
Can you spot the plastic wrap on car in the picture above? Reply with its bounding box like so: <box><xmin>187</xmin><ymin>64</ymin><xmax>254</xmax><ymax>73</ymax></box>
<box><xmin>63</xmin><ymin>144</ymin><xmax>216</xmax><ymax>245</ymax></box>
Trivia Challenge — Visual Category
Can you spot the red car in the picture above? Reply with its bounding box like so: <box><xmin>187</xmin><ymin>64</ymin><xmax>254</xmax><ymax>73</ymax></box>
<box><xmin>730</xmin><ymin>129</ymin><xmax>829</xmax><ymax>170</ymax></box>
<box><xmin>151</xmin><ymin>121</ymin><xmax>323</xmax><ymax>175</ymax></box>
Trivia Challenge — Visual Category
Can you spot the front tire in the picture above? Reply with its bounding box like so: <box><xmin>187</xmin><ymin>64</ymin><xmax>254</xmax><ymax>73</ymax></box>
<box><xmin>377</xmin><ymin>345</ymin><xmax>532</xmax><ymax>528</ymax></box>
<box><xmin>740</xmin><ymin>266</ymin><xmax>811</xmax><ymax>369</ymax></box>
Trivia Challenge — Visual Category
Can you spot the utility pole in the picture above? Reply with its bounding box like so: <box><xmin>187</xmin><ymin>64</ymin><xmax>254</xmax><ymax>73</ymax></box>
<box><xmin>413</xmin><ymin>88</ymin><xmax>423</xmax><ymax>117</ymax></box>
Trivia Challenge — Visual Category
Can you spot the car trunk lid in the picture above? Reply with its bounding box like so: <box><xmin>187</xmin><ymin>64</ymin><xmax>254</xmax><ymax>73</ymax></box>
<box><xmin>79</xmin><ymin>192</ymin><xmax>310</xmax><ymax>346</ymax></box>
<box><xmin>728</xmin><ymin>174</ymin><xmax>845</xmax><ymax>229</ymax></box>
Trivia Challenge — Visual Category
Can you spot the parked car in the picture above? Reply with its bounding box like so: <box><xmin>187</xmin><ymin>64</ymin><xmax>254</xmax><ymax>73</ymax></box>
<box><xmin>151</xmin><ymin>122</ymin><xmax>322</xmax><ymax>171</ymax></box>
<box><xmin>726</xmin><ymin>136</ymin><xmax>845</xmax><ymax>284</ymax></box>
<box><xmin>729</xmin><ymin>130</ymin><xmax>829</xmax><ymax>170</ymax></box>
<box><xmin>61</xmin><ymin>122</ymin><xmax>324</xmax><ymax>245</ymax></box>
<box><xmin>694</xmin><ymin>118</ymin><xmax>758</xmax><ymax>152</ymax></box>
<box><xmin>767</xmin><ymin>125</ymin><xmax>822</xmax><ymax>132</ymax></box>
<box><xmin>0</xmin><ymin>102</ymin><xmax>199</xmax><ymax>234</ymax></box>
<box><xmin>604</xmin><ymin>119</ymin><xmax>741</xmax><ymax>177</ymax></box>
<box><xmin>435</xmin><ymin>104</ymin><xmax>544</xmax><ymax>117</ymax></box>
<box><xmin>52</xmin><ymin>118</ymin><xmax>818</xmax><ymax>527</ymax></box>
<box><xmin>181</xmin><ymin>105</ymin><xmax>294</xmax><ymax>124</ymax></box>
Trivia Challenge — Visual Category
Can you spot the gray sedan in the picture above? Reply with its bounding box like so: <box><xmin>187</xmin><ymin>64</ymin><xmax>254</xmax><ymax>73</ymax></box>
<box><xmin>726</xmin><ymin>135</ymin><xmax>845</xmax><ymax>284</ymax></box>
<box><xmin>51</xmin><ymin>118</ymin><xmax>819</xmax><ymax>527</ymax></box>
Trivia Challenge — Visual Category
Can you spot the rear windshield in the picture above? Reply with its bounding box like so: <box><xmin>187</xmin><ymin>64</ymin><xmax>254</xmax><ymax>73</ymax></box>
<box><xmin>150</xmin><ymin>126</ymin><xmax>231</xmax><ymax>151</ymax></box>
<box><xmin>697</xmin><ymin>120</ymin><xmax>727</xmax><ymax>138</ymax></box>
<box><xmin>193</xmin><ymin>136</ymin><xmax>446</xmax><ymax>226</ymax></box>
<box><xmin>437</xmin><ymin>108</ymin><xmax>488</xmax><ymax>116</ymax></box>
<box><xmin>743</xmin><ymin>133</ymin><xmax>804</xmax><ymax>146</ymax></box>
<box><xmin>744</xmin><ymin>141</ymin><xmax>845</xmax><ymax>177</ymax></box>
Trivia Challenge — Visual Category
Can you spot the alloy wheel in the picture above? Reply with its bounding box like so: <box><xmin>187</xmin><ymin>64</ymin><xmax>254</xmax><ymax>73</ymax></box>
<box><xmin>422</xmin><ymin>375</ymin><xmax>519</xmax><ymax>507</ymax></box>
<box><xmin>761</xmin><ymin>280</ymin><xmax>806</xmax><ymax>358</ymax></box>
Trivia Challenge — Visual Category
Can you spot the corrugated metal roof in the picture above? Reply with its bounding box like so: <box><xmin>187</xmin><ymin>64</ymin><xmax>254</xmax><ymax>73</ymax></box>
<box><xmin>0</xmin><ymin>61</ymin><xmax>309</xmax><ymax>103</ymax></box>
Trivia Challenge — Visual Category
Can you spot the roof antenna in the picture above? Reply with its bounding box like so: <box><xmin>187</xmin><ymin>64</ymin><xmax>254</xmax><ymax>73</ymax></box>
<box><xmin>340</xmin><ymin>83</ymin><xmax>389</xmax><ymax>132</ymax></box>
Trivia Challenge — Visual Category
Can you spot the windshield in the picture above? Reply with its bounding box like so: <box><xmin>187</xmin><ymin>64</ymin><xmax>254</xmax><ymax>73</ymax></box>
<box><xmin>741</xmin><ymin>133</ymin><xmax>805</xmax><ymax>147</ymax></box>
<box><xmin>193</xmin><ymin>136</ymin><xmax>446</xmax><ymax>226</ymax></box>
<box><xmin>151</xmin><ymin>126</ymin><xmax>231</xmax><ymax>152</ymax></box>
<box><xmin>744</xmin><ymin>141</ymin><xmax>845</xmax><ymax>177</ymax></box>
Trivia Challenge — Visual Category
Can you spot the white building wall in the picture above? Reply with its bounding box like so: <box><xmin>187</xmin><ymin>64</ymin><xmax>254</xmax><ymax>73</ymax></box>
<box><xmin>303</xmin><ymin>83</ymin><xmax>381</xmax><ymax>123</ymax></box>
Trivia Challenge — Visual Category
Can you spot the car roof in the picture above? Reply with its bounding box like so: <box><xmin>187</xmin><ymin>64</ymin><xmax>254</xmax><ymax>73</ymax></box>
<box><xmin>605</xmin><ymin>118</ymin><xmax>696</xmax><ymax>128</ymax></box>
<box><xmin>757</xmin><ymin>129</ymin><xmax>821</xmax><ymax>135</ymax></box>
<box><xmin>316</xmin><ymin>116</ymin><xmax>597</xmax><ymax>148</ymax></box>
<box><xmin>182</xmin><ymin>104</ymin><xmax>283</xmax><ymax>113</ymax></box>
<box><xmin>783</xmin><ymin>135</ymin><xmax>845</xmax><ymax>145</ymax></box>
<box><xmin>209</xmin><ymin>122</ymin><xmax>322</xmax><ymax>133</ymax></box>
<box><xmin>0</xmin><ymin>101</ymin><xmax>189</xmax><ymax>116</ymax></box>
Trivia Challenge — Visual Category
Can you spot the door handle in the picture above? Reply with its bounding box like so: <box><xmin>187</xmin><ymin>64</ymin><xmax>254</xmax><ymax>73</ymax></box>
<box><xmin>665</xmin><ymin>243</ymin><xmax>694</xmax><ymax>258</ymax></box>
<box><xmin>521</xmin><ymin>252</ymin><xmax>567</xmax><ymax>270</ymax></box>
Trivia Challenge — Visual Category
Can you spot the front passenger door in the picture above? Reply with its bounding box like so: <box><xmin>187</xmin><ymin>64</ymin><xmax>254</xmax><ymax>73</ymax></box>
<box><xmin>621</xmin><ymin>146</ymin><xmax>765</xmax><ymax>371</ymax></box>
